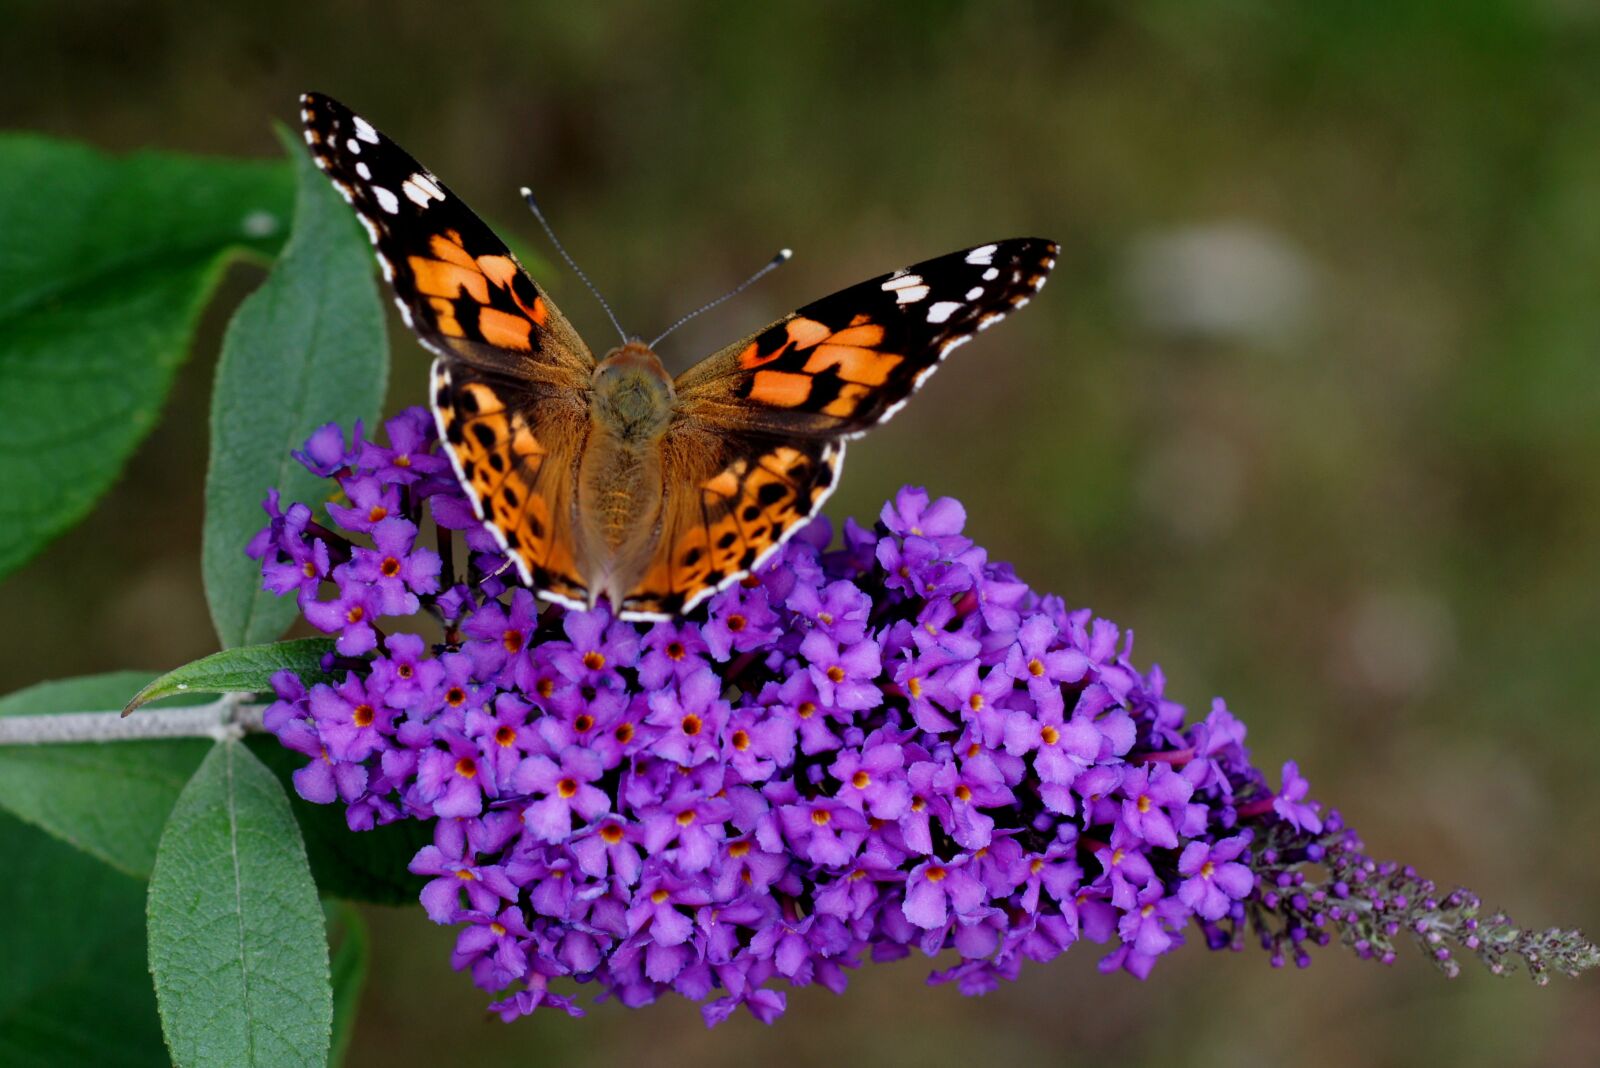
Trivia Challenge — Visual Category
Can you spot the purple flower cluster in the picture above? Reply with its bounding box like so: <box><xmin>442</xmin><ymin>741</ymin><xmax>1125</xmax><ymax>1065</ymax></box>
<box><xmin>252</xmin><ymin>410</ymin><xmax>1598</xmax><ymax>1024</ymax></box>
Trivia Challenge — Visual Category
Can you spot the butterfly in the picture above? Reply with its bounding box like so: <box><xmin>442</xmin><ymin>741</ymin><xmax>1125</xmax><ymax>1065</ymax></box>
<box><xmin>299</xmin><ymin>92</ymin><xmax>1057</xmax><ymax>620</ymax></box>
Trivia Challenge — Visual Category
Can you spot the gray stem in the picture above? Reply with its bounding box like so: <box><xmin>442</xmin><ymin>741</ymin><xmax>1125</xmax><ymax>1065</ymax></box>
<box><xmin>0</xmin><ymin>696</ymin><xmax>269</xmax><ymax>746</ymax></box>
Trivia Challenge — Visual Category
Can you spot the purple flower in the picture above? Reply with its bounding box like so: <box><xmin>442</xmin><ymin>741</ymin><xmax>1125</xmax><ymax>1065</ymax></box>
<box><xmin>512</xmin><ymin>746</ymin><xmax>609</xmax><ymax>843</ymax></box>
<box><xmin>1176</xmin><ymin>833</ymin><xmax>1255</xmax><ymax>920</ymax></box>
<box><xmin>1273</xmin><ymin>761</ymin><xmax>1323</xmax><ymax>834</ymax></box>
<box><xmin>246</xmin><ymin>409</ymin><xmax>1591</xmax><ymax>1028</ymax></box>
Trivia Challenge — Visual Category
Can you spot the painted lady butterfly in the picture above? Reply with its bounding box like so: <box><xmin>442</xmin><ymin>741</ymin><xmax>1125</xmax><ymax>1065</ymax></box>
<box><xmin>299</xmin><ymin>93</ymin><xmax>1056</xmax><ymax>619</ymax></box>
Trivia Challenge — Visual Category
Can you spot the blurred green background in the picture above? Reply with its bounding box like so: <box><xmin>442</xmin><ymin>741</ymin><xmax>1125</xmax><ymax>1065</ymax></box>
<box><xmin>4</xmin><ymin>1</ymin><xmax>1599</xmax><ymax>1064</ymax></box>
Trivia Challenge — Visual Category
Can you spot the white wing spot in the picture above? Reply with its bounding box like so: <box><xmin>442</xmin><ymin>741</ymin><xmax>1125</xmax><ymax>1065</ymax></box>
<box><xmin>353</xmin><ymin>117</ymin><xmax>380</xmax><ymax>144</ymax></box>
<box><xmin>402</xmin><ymin>174</ymin><xmax>446</xmax><ymax>208</ymax></box>
<box><xmin>883</xmin><ymin>273</ymin><xmax>930</xmax><ymax>304</ymax></box>
<box><xmin>346</xmin><ymin>138</ymin><xmax>363</xmax><ymax>155</ymax></box>
<box><xmin>372</xmin><ymin>186</ymin><xmax>401</xmax><ymax>214</ymax></box>
<box><xmin>966</xmin><ymin>244</ymin><xmax>997</xmax><ymax>265</ymax></box>
<box><xmin>358</xmin><ymin>215</ymin><xmax>380</xmax><ymax>243</ymax></box>
<box><xmin>355</xmin><ymin>161</ymin><xmax>372</xmax><ymax>180</ymax></box>
<box><xmin>377</xmin><ymin>253</ymin><xmax>395</xmax><ymax>282</ymax></box>
<box><xmin>977</xmin><ymin>313</ymin><xmax>1001</xmax><ymax>331</ymax></box>
<box><xmin>926</xmin><ymin>301</ymin><xmax>961</xmax><ymax>324</ymax></box>
<box><xmin>965</xmin><ymin>286</ymin><xmax>984</xmax><ymax>300</ymax></box>
<box><xmin>982</xmin><ymin>267</ymin><xmax>999</xmax><ymax>281</ymax></box>
<box><xmin>1010</xmin><ymin>295</ymin><xmax>1031</xmax><ymax>308</ymax></box>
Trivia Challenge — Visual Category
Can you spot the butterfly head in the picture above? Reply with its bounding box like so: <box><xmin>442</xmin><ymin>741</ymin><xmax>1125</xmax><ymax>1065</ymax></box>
<box><xmin>592</xmin><ymin>341</ymin><xmax>675</xmax><ymax>443</ymax></box>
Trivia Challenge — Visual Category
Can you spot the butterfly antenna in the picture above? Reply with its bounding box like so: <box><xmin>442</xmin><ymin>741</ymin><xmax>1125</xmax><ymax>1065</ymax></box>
<box><xmin>520</xmin><ymin>186</ymin><xmax>629</xmax><ymax>345</ymax></box>
<box><xmin>649</xmin><ymin>248</ymin><xmax>793</xmax><ymax>349</ymax></box>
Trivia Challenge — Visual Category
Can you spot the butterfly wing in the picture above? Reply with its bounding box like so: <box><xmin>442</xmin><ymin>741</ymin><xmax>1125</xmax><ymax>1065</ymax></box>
<box><xmin>620</xmin><ymin>238</ymin><xmax>1058</xmax><ymax>617</ymax></box>
<box><xmin>300</xmin><ymin>92</ymin><xmax>593</xmax><ymax>596</ymax></box>
<box><xmin>671</xmin><ymin>238</ymin><xmax>1057</xmax><ymax>437</ymax></box>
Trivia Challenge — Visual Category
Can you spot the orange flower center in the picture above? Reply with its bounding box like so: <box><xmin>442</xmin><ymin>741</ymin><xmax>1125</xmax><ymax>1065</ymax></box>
<box><xmin>676</xmin><ymin>809</ymin><xmax>696</xmax><ymax>826</ymax></box>
<box><xmin>666</xmin><ymin>641</ymin><xmax>685</xmax><ymax>660</ymax></box>
<box><xmin>1137</xmin><ymin>795</ymin><xmax>1152</xmax><ymax>814</ymax></box>
<box><xmin>727</xmin><ymin>614</ymin><xmax>747</xmax><ymax>633</ymax></box>
<box><xmin>1201</xmin><ymin>860</ymin><xmax>1215</xmax><ymax>878</ymax></box>
<box><xmin>380</xmin><ymin>556</ymin><xmax>401</xmax><ymax>578</ymax></box>
<box><xmin>615</xmin><ymin>722</ymin><xmax>635</xmax><ymax>743</ymax></box>
<box><xmin>731</xmin><ymin>729</ymin><xmax>750</xmax><ymax>751</ymax></box>
<box><xmin>907</xmin><ymin>677</ymin><xmax>923</xmax><ymax>698</ymax></box>
<box><xmin>681</xmin><ymin>714</ymin><xmax>702</xmax><ymax>736</ymax></box>
<box><xmin>728</xmin><ymin>840</ymin><xmax>752</xmax><ymax>858</ymax></box>
<box><xmin>445</xmin><ymin>686</ymin><xmax>466</xmax><ymax>707</ymax></box>
<box><xmin>368</xmin><ymin>505</ymin><xmax>388</xmax><ymax>523</ymax></box>
<box><xmin>911</xmin><ymin>796</ymin><xmax>927</xmax><ymax>812</ymax></box>
<box><xmin>925</xmin><ymin>866</ymin><xmax>947</xmax><ymax>883</ymax></box>
<box><xmin>394</xmin><ymin>454</ymin><xmax>411</xmax><ymax>468</ymax></box>
<box><xmin>351</xmin><ymin>704</ymin><xmax>374</xmax><ymax>727</ymax></box>
<box><xmin>574</xmin><ymin>713</ymin><xmax>595</xmax><ymax>733</ymax></box>
<box><xmin>494</xmin><ymin>726</ymin><xmax>516</xmax><ymax>748</ymax></box>
<box><xmin>583</xmin><ymin>650</ymin><xmax>606</xmax><ymax>671</ymax></box>
<box><xmin>345</xmin><ymin>605</ymin><xmax>364</xmax><ymax>624</ymax></box>
<box><xmin>503</xmin><ymin>630</ymin><xmax>523</xmax><ymax>653</ymax></box>
<box><xmin>826</xmin><ymin>666</ymin><xmax>845</xmax><ymax>683</ymax></box>
<box><xmin>811</xmin><ymin>808</ymin><xmax>832</xmax><ymax>826</ymax></box>
<box><xmin>1030</xmin><ymin>858</ymin><xmax>1046</xmax><ymax>875</ymax></box>
<box><xmin>968</xmin><ymin>693</ymin><xmax>984</xmax><ymax>712</ymax></box>
<box><xmin>489</xmin><ymin>921</ymin><xmax>505</xmax><ymax>936</ymax></box>
<box><xmin>600</xmin><ymin>824</ymin><xmax>624</xmax><ymax>844</ymax></box>
<box><xmin>650</xmin><ymin>889</ymin><xmax>670</xmax><ymax>905</ymax></box>
<box><xmin>1040</xmin><ymin>725</ymin><xmax>1060</xmax><ymax>745</ymax></box>
<box><xmin>397</xmin><ymin>664</ymin><xmax>413</xmax><ymax>679</ymax></box>
<box><xmin>851</xmin><ymin>770</ymin><xmax>871</xmax><ymax>789</ymax></box>
<box><xmin>797</xmin><ymin>701</ymin><xmax>816</xmax><ymax>719</ymax></box>
<box><xmin>557</xmin><ymin>778</ymin><xmax>578</xmax><ymax>799</ymax></box>
<box><xmin>454</xmin><ymin>757</ymin><xmax>477</xmax><ymax>779</ymax></box>
<box><xmin>954</xmin><ymin>784</ymin><xmax>973</xmax><ymax>803</ymax></box>
<box><xmin>302</xmin><ymin>560</ymin><xmax>317</xmax><ymax>578</ymax></box>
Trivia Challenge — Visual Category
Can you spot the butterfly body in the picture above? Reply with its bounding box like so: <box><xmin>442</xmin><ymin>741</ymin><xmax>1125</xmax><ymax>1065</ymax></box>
<box><xmin>302</xmin><ymin>92</ymin><xmax>1057</xmax><ymax>620</ymax></box>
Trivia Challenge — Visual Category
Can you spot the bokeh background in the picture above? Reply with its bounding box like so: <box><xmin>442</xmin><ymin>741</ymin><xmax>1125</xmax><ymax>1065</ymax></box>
<box><xmin>4</xmin><ymin>2</ymin><xmax>1599</xmax><ymax>1064</ymax></box>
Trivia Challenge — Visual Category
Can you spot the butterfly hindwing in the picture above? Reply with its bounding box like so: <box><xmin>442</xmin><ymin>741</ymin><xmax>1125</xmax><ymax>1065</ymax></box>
<box><xmin>298</xmin><ymin>92</ymin><xmax>593</xmax><ymax>385</ymax></box>
<box><xmin>431</xmin><ymin>360</ymin><xmax>591</xmax><ymax>606</ymax></box>
<box><xmin>621</xmin><ymin>425</ymin><xmax>845</xmax><ymax>618</ymax></box>
<box><xmin>672</xmin><ymin>238</ymin><xmax>1058</xmax><ymax>438</ymax></box>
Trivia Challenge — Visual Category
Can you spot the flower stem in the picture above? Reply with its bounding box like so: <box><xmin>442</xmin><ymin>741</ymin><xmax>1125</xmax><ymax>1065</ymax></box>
<box><xmin>0</xmin><ymin>697</ymin><xmax>268</xmax><ymax>746</ymax></box>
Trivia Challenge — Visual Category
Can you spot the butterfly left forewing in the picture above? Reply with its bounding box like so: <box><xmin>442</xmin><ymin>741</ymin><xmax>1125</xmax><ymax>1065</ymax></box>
<box><xmin>299</xmin><ymin>92</ymin><xmax>594</xmax><ymax>385</ymax></box>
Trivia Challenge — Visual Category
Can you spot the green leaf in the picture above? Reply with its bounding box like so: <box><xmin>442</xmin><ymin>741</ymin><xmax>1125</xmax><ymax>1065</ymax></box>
<box><xmin>0</xmin><ymin>671</ymin><xmax>426</xmax><ymax>902</ymax></box>
<box><xmin>0</xmin><ymin>135</ymin><xmax>292</xmax><ymax>580</ymax></box>
<box><xmin>0</xmin><ymin>812</ymin><xmax>169</xmax><ymax>1067</ymax></box>
<box><xmin>0</xmin><ymin>672</ymin><xmax>209</xmax><ymax>878</ymax></box>
<box><xmin>325</xmin><ymin>903</ymin><xmax>369</xmax><ymax>1068</ymax></box>
<box><xmin>246</xmin><ymin>736</ymin><xmax>429</xmax><ymax>906</ymax></box>
<box><xmin>148</xmin><ymin>741</ymin><xmax>331</xmax><ymax>1068</ymax></box>
<box><xmin>123</xmin><ymin>638</ymin><xmax>337</xmax><ymax>716</ymax></box>
<box><xmin>202</xmin><ymin>125</ymin><xmax>388</xmax><ymax>649</ymax></box>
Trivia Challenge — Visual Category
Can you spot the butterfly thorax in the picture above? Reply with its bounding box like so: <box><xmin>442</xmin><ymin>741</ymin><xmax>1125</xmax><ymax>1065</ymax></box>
<box><xmin>577</xmin><ymin>342</ymin><xmax>675</xmax><ymax>607</ymax></box>
<box><xmin>591</xmin><ymin>342</ymin><xmax>674</xmax><ymax>444</ymax></box>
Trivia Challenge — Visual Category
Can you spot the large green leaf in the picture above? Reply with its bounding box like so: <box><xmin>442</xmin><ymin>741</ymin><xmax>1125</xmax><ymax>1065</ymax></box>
<box><xmin>0</xmin><ymin>672</ymin><xmax>209</xmax><ymax>879</ymax></box>
<box><xmin>0</xmin><ymin>670</ymin><xmax>428</xmax><ymax>902</ymax></box>
<box><xmin>124</xmin><ymin>638</ymin><xmax>336</xmax><ymax>716</ymax></box>
<box><xmin>247</xmin><ymin>736</ymin><xmax>429</xmax><ymax>907</ymax></box>
<box><xmin>0</xmin><ymin>136</ymin><xmax>291</xmax><ymax>579</ymax></box>
<box><xmin>202</xmin><ymin>125</ymin><xmax>388</xmax><ymax>649</ymax></box>
<box><xmin>148</xmin><ymin>741</ymin><xmax>331</xmax><ymax>1068</ymax></box>
<box><xmin>0</xmin><ymin>813</ymin><xmax>168</xmax><ymax>1067</ymax></box>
